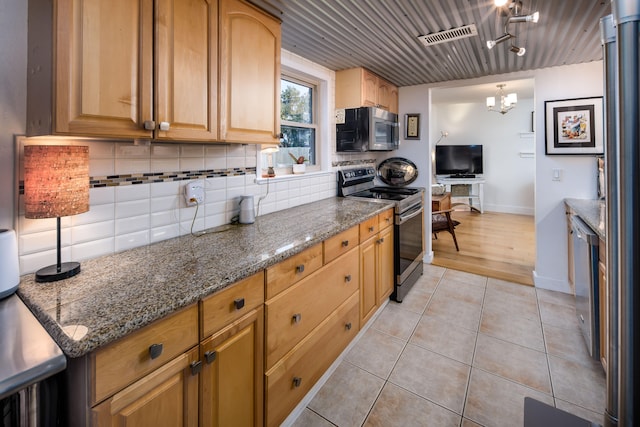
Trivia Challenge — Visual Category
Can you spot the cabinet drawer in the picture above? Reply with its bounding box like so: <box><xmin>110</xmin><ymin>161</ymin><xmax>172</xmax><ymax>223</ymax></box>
<box><xmin>92</xmin><ymin>304</ymin><xmax>199</xmax><ymax>405</ymax></box>
<box><xmin>200</xmin><ymin>271</ymin><xmax>264</xmax><ymax>338</ymax></box>
<box><xmin>265</xmin><ymin>248</ymin><xmax>358</xmax><ymax>369</ymax></box>
<box><xmin>265</xmin><ymin>292</ymin><xmax>359</xmax><ymax>427</ymax></box>
<box><xmin>324</xmin><ymin>225</ymin><xmax>359</xmax><ymax>264</ymax></box>
<box><xmin>266</xmin><ymin>243</ymin><xmax>323</xmax><ymax>299</ymax></box>
<box><xmin>359</xmin><ymin>216</ymin><xmax>379</xmax><ymax>243</ymax></box>
<box><xmin>378</xmin><ymin>208</ymin><xmax>394</xmax><ymax>230</ymax></box>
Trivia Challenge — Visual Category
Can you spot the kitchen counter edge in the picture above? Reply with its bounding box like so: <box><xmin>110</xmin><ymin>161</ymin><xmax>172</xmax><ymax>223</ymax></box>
<box><xmin>17</xmin><ymin>198</ymin><xmax>393</xmax><ymax>358</ymax></box>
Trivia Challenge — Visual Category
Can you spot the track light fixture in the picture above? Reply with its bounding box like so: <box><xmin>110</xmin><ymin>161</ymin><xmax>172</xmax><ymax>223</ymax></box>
<box><xmin>487</xmin><ymin>0</ymin><xmax>539</xmax><ymax>56</ymax></box>
<box><xmin>510</xmin><ymin>45</ymin><xmax>526</xmax><ymax>56</ymax></box>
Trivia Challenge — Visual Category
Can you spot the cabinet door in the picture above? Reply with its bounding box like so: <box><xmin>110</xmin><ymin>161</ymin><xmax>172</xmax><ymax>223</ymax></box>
<box><xmin>92</xmin><ymin>347</ymin><xmax>199</xmax><ymax>427</ymax></box>
<box><xmin>377</xmin><ymin>226</ymin><xmax>394</xmax><ymax>305</ymax></box>
<box><xmin>361</xmin><ymin>70</ymin><xmax>378</xmax><ymax>107</ymax></box>
<box><xmin>376</xmin><ymin>80</ymin><xmax>391</xmax><ymax>111</ymax></box>
<box><xmin>389</xmin><ymin>85</ymin><xmax>399</xmax><ymax>114</ymax></box>
<box><xmin>200</xmin><ymin>307</ymin><xmax>264</xmax><ymax>427</ymax></box>
<box><xmin>155</xmin><ymin>0</ymin><xmax>218</xmax><ymax>141</ymax></box>
<box><xmin>54</xmin><ymin>0</ymin><xmax>154</xmax><ymax>138</ymax></box>
<box><xmin>219</xmin><ymin>0</ymin><xmax>281</xmax><ymax>144</ymax></box>
<box><xmin>360</xmin><ymin>237</ymin><xmax>377</xmax><ymax>325</ymax></box>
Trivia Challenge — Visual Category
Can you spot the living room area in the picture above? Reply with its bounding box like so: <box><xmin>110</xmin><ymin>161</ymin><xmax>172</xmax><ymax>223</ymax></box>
<box><xmin>428</xmin><ymin>79</ymin><xmax>536</xmax><ymax>286</ymax></box>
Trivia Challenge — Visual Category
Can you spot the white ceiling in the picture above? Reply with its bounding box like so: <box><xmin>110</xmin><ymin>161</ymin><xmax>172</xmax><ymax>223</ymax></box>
<box><xmin>431</xmin><ymin>78</ymin><xmax>534</xmax><ymax>104</ymax></box>
<box><xmin>248</xmin><ymin>0</ymin><xmax>610</xmax><ymax>88</ymax></box>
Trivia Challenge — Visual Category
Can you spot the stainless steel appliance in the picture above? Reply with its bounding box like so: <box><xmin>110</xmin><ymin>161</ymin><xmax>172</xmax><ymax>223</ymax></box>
<box><xmin>0</xmin><ymin>294</ymin><xmax>67</xmax><ymax>426</ymax></box>
<box><xmin>338</xmin><ymin>159</ymin><xmax>424</xmax><ymax>302</ymax></box>
<box><xmin>336</xmin><ymin>107</ymin><xmax>399</xmax><ymax>152</ymax></box>
<box><xmin>571</xmin><ymin>215</ymin><xmax>600</xmax><ymax>360</ymax></box>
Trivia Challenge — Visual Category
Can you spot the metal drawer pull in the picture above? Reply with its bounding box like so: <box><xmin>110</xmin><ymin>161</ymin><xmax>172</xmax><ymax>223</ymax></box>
<box><xmin>341</xmin><ymin>240</ymin><xmax>349</xmax><ymax>247</ymax></box>
<box><xmin>149</xmin><ymin>343</ymin><xmax>163</xmax><ymax>360</ymax></box>
<box><xmin>159</xmin><ymin>121</ymin><xmax>170</xmax><ymax>131</ymax></box>
<box><xmin>378</xmin><ymin>237</ymin><xmax>384</xmax><ymax>244</ymax></box>
<box><xmin>296</xmin><ymin>264</ymin><xmax>305</xmax><ymax>274</ymax></box>
<box><xmin>143</xmin><ymin>120</ymin><xmax>155</xmax><ymax>130</ymax></box>
<box><xmin>292</xmin><ymin>377</ymin><xmax>302</xmax><ymax>388</ymax></box>
<box><xmin>386</xmin><ymin>217</ymin><xmax>392</xmax><ymax>223</ymax></box>
<box><xmin>368</xmin><ymin>226</ymin><xmax>374</xmax><ymax>232</ymax></box>
<box><xmin>234</xmin><ymin>298</ymin><xmax>245</xmax><ymax>310</ymax></box>
<box><xmin>190</xmin><ymin>360</ymin><xmax>202</xmax><ymax>376</ymax></box>
<box><xmin>204</xmin><ymin>350</ymin><xmax>217</xmax><ymax>364</ymax></box>
<box><xmin>345</xmin><ymin>322</ymin><xmax>352</xmax><ymax>331</ymax></box>
<box><xmin>292</xmin><ymin>313</ymin><xmax>302</xmax><ymax>324</ymax></box>
<box><xmin>345</xmin><ymin>274</ymin><xmax>352</xmax><ymax>282</ymax></box>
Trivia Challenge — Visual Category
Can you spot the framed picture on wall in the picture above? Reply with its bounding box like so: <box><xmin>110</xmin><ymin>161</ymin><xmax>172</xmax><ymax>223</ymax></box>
<box><xmin>544</xmin><ymin>96</ymin><xmax>604</xmax><ymax>155</ymax></box>
<box><xmin>405</xmin><ymin>113</ymin><xmax>420</xmax><ymax>140</ymax></box>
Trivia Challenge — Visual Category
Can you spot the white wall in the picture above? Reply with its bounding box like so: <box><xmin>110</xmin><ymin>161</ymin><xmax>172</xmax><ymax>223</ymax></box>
<box><xmin>432</xmin><ymin>99</ymin><xmax>535</xmax><ymax>215</ymax></box>
<box><xmin>532</xmin><ymin>62</ymin><xmax>603</xmax><ymax>293</ymax></box>
<box><xmin>0</xmin><ymin>0</ymin><xmax>26</xmax><ymax>229</ymax></box>
<box><xmin>398</xmin><ymin>61</ymin><xmax>603</xmax><ymax>292</ymax></box>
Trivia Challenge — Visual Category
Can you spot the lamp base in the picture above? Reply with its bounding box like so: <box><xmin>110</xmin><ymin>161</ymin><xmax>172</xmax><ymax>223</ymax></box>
<box><xmin>35</xmin><ymin>262</ymin><xmax>81</xmax><ymax>283</ymax></box>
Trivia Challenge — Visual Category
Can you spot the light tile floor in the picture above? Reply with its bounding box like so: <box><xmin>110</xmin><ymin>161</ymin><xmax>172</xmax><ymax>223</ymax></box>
<box><xmin>289</xmin><ymin>264</ymin><xmax>606</xmax><ymax>427</ymax></box>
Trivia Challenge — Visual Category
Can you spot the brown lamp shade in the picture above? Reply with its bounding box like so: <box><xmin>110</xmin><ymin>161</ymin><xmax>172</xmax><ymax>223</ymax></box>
<box><xmin>24</xmin><ymin>145</ymin><xmax>90</xmax><ymax>219</ymax></box>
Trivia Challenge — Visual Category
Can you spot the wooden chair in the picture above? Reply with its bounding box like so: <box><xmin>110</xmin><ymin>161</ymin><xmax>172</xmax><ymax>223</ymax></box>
<box><xmin>432</xmin><ymin>209</ymin><xmax>460</xmax><ymax>251</ymax></box>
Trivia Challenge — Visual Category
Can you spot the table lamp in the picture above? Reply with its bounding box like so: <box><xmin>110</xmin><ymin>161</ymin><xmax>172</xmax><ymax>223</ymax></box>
<box><xmin>24</xmin><ymin>145</ymin><xmax>89</xmax><ymax>282</ymax></box>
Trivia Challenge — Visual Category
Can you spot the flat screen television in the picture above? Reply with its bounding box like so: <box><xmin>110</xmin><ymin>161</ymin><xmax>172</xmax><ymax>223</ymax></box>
<box><xmin>435</xmin><ymin>144</ymin><xmax>483</xmax><ymax>177</ymax></box>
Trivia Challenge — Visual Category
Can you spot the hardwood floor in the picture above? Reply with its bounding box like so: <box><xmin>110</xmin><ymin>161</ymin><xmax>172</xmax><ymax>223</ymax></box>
<box><xmin>431</xmin><ymin>210</ymin><xmax>535</xmax><ymax>286</ymax></box>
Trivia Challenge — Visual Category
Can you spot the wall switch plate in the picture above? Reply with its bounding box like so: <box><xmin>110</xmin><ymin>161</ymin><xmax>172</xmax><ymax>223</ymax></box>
<box><xmin>184</xmin><ymin>181</ymin><xmax>205</xmax><ymax>206</ymax></box>
<box><xmin>552</xmin><ymin>168</ymin><xmax>562</xmax><ymax>181</ymax></box>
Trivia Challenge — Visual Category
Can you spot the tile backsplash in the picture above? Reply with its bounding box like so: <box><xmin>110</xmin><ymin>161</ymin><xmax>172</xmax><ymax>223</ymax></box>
<box><xmin>16</xmin><ymin>139</ymin><xmax>340</xmax><ymax>275</ymax></box>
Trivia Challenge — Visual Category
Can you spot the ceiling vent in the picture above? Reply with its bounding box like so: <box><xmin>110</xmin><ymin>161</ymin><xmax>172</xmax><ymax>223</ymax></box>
<box><xmin>418</xmin><ymin>24</ymin><xmax>478</xmax><ymax>46</ymax></box>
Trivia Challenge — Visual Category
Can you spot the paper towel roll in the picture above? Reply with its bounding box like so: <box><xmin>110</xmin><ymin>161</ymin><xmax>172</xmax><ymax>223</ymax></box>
<box><xmin>0</xmin><ymin>229</ymin><xmax>20</xmax><ymax>299</ymax></box>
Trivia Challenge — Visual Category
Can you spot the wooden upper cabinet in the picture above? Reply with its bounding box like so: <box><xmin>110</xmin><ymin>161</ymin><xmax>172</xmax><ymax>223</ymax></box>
<box><xmin>155</xmin><ymin>0</ymin><xmax>218</xmax><ymax>141</ymax></box>
<box><xmin>335</xmin><ymin>67</ymin><xmax>399</xmax><ymax>114</ymax></box>
<box><xmin>28</xmin><ymin>0</ymin><xmax>154</xmax><ymax>138</ymax></box>
<box><xmin>28</xmin><ymin>0</ymin><xmax>280</xmax><ymax>144</ymax></box>
<box><xmin>219</xmin><ymin>0</ymin><xmax>281</xmax><ymax>144</ymax></box>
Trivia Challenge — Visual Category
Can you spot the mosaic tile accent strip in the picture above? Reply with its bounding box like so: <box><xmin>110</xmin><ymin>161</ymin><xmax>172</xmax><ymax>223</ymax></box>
<box><xmin>18</xmin><ymin>166</ymin><xmax>258</xmax><ymax>194</ymax></box>
<box><xmin>332</xmin><ymin>159</ymin><xmax>377</xmax><ymax>167</ymax></box>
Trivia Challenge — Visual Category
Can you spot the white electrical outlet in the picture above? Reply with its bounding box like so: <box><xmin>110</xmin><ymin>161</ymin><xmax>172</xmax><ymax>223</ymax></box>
<box><xmin>183</xmin><ymin>181</ymin><xmax>205</xmax><ymax>206</ymax></box>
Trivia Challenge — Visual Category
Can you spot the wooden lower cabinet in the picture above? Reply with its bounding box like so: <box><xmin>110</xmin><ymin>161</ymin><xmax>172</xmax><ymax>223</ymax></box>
<box><xmin>598</xmin><ymin>238</ymin><xmax>608</xmax><ymax>373</ymax></box>
<box><xmin>360</xmin><ymin>210</ymin><xmax>394</xmax><ymax>325</ymax></box>
<box><xmin>200</xmin><ymin>307</ymin><xmax>264</xmax><ymax>427</ymax></box>
<box><xmin>264</xmin><ymin>292</ymin><xmax>359</xmax><ymax>427</ymax></box>
<box><xmin>92</xmin><ymin>347</ymin><xmax>199</xmax><ymax>426</ymax></box>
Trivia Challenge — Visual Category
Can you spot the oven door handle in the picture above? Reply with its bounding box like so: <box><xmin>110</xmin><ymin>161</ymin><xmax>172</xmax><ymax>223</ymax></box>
<box><xmin>398</xmin><ymin>205</ymin><xmax>423</xmax><ymax>225</ymax></box>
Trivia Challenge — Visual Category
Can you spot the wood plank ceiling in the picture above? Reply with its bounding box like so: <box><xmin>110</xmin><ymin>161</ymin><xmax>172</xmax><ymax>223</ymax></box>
<box><xmin>248</xmin><ymin>0</ymin><xmax>611</xmax><ymax>87</ymax></box>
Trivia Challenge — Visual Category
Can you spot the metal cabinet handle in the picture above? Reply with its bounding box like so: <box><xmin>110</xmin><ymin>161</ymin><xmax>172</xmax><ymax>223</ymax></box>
<box><xmin>292</xmin><ymin>313</ymin><xmax>302</xmax><ymax>324</ymax></box>
<box><xmin>341</xmin><ymin>240</ymin><xmax>349</xmax><ymax>247</ymax></box>
<box><xmin>368</xmin><ymin>226</ymin><xmax>374</xmax><ymax>232</ymax></box>
<box><xmin>149</xmin><ymin>343</ymin><xmax>163</xmax><ymax>360</ymax></box>
<box><xmin>385</xmin><ymin>217</ymin><xmax>392</xmax><ymax>223</ymax></box>
<box><xmin>204</xmin><ymin>350</ymin><xmax>217</xmax><ymax>364</ymax></box>
<box><xmin>345</xmin><ymin>322</ymin><xmax>352</xmax><ymax>331</ymax></box>
<box><xmin>296</xmin><ymin>264</ymin><xmax>305</xmax><ymax>274</ymax></box>
<box><xmin>234</xmin><ymin>298</ymin><xmax>245</xmax><ymax>310</ymax></box>
<box><xmin>377</xmin><ymin>237</ymin><xmax>384</xmax><ymax>244</ymax></box>
<box><xmin>190</xmin><ymin>360</ymin><xmax>202</xmax><ymax>376</ymax></box>
<box><xmin>159</xmin><ymin>121</ymin><xmax>170</xmax><ymax>131</ymax></box>
<box><xmin>143</xmin><ymin>120</ymin><xmax>156</xmax><ymax>130</ymax></box>
<box><xmin>345</xmin><ymin>274</ymin><xmax>352</xmax><ymax>282</ymax></box>
<box><xmin>292</xmin><ymin>377</ymin><xmax>302</xmax><ymax>388</ymax></box>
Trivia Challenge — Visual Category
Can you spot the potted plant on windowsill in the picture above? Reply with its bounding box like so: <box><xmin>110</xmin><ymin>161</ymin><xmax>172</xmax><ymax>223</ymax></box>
<box><xmin>289</xmin><ymin>153</ymin><xmax>308</xmax><ymax>174</ymax></box>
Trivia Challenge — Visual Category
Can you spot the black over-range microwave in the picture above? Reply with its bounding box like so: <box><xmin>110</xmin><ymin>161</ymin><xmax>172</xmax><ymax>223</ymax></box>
<box><xmin>336</xmin><ymin>107</ymin><xmax>399</xmax><ymax>152</ymax></box>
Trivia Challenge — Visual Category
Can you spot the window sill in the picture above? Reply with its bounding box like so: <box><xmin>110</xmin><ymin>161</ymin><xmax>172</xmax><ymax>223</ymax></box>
<box><xmin>255</xmin><ymin>170</ymin><xmax>334</xmax><ymax>184</ymax></box>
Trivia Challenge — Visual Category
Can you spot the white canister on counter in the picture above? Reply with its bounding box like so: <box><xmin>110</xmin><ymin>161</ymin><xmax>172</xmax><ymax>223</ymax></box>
<box><xmin>0</xmin><ymin>229</ymin><xmax>20</xmax><ymax>299</ymax></box>
<box><xmin>239</xmin><ymin>195</ymin><xmax>256</xmax><ymax>224</ymax></box>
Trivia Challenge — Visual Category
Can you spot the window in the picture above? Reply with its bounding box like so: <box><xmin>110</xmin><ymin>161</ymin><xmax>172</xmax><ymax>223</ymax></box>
<box><xmin>280</xmin><ymin>77</ymin><xmax>317</xmax><ymax>166</ymax></box>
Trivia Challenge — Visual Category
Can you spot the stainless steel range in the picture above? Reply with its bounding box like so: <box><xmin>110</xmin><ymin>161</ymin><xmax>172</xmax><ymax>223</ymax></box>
<box><xmin>338</xmin><ymin>159</ymin><xmax>425</xmax><ymax>302</ymax></box>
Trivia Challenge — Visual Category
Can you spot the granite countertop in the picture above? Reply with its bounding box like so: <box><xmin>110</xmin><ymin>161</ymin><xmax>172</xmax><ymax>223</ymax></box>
<box><xmin>18</xmin><ymin>198</ymin><xmax>393</xmax><ymax>358</ymax></box>
<box><xmin>564</xmin><ymin>198</ymin><xmax>606</xmax><ymax>239</ymax></box>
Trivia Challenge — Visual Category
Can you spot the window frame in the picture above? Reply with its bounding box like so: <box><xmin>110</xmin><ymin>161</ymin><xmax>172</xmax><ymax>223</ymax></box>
<box><xmin>279</xmin><ymin>75</ymin><xmax>318</xmax><ymax>169</ymax></box>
